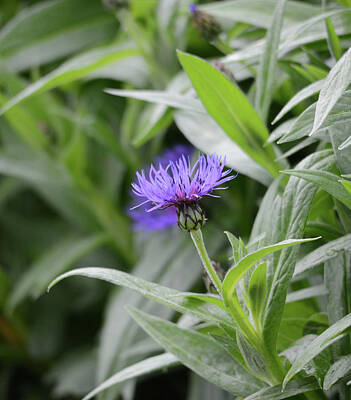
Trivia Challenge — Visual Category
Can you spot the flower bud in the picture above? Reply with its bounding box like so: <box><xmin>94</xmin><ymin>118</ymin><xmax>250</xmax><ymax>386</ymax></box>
<box><xmin>189</xmin><ymin>4</ymin><xmax>222</xmax><ymax>42</ymax></box>
<box><xmin>176</xmin><ymin>202</ymin><xmax>206</xmax><ymax>232</ymax></box>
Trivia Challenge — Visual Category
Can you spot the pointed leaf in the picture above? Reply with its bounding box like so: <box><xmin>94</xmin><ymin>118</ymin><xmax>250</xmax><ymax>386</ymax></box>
<box><xmin>283</xmin><ymin>313</ymin><xmax>351</xmax><ymax>387</ymax></box>
<box><xmin>128</xmin><ymin>307</ymin><xmax>264</xmax><ymax>397</ymax></box>
<box><xmin>82</xmin><ymin>353</ymin><xmax>179</xmax><ymax>400</ymax></box>
<box><xmin>311</xmin><ymin>47</ymin><xmax>351</xmax><ymax>135</ymax></box>
<box><xmin>177</xmin><ymin>51</ymin><xmax>279</xmax><ymax>177</ymax></box>
<box><xmin>48</xmin><ymin>267</ymin><xmax>233</xmax><ymax>328</ymax></box>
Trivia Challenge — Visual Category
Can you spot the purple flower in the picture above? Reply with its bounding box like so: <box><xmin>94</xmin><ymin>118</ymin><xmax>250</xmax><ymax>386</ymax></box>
<box><xmin>189</xmin><ymin>3</ymin><xmax>197</xmax><ymax>14</ymax></box>
<box><xmin>129</xmin><ymin>145</ymin><xmax>193</xmax><ymax>232</ymax></box>
<box><xmin>131</xmin><ymin>153</ymin><xmax>236</xmax><ymax>231</ymax></box>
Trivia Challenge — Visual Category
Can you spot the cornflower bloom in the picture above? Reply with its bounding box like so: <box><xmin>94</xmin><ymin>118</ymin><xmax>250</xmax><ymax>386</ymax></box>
<box><xmin>129</xmin><ymin>145</ymin><xmax>193</xmax><ymax>232</ymax></box>
<box><xmin>131</xmin><ymin>152</ymin><xmax>235</xmax><ymax>232</ymax></box>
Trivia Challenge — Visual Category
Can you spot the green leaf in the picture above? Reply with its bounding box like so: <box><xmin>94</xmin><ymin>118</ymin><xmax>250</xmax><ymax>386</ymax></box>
<box><xmin>324</xmin><ymin>355</ymin><xmax>351</xmax><ymax>390</ymax></box>
<box><xmin>283</xmin><ymin>313</ymin><xmax>351</xmax><ymax>387</ymax></box>
<box><xmin>82</xmin><ymin>353</ymin><xmax>179</xmax><ymax>400</ymax></box>
<box><xmin>128</xmin><ymin>307</ymin><xmax>264</xmax><ymax>397</ymax></box>
<box><xmin>294</xmin><ymin>234</ymin><xmax>351</xmax><ymax>277</ymax></box>
<box><xmin>48</xmin><ymin>267</ymin><xmax>233</xmax><ymax>328</ymax></box>
<box><xmin>174</xmin><ymin>110</ymin><xmax>273</xmax><ymax>186</ymax></box>
<box><xmin>255</xmin><ymin>0</ymin><xmax>287</xmax><ymax>122</ymax></box>
<box><xmin>0</xmin><ymin>41</ymin><xmax>141</xmax><ymax>115</ymax></box>
<box><xmin>132</xmin><ymin>103</ymin><xmax>173</xmax><ymax>146</ymax></box>
<box><xmin>177</xmin><ymin>51</ymin><xmax>279</xmax><ymax>178</ymax></box>
<box><xmin>262</xmin><ymin>150</ymin><xmax>334</xmax><ymax>352</ymax></box>
<box><xmin>278</xmin><ymin>90</ymin><xmax>351</xmax><ymax>143</ymax></box>
<box><xmin>286</xmin><ymin>285</ymin><xmax>327</xmax><ymax>303</ymax></box>
<box><xmin>311</xmin><ymin>47</ymin><xmax>351</xmax><ymax>135</ymax></box>
<box><xmin>8</xmin><ymin>233</ymin><xmax>109</xmax><ymax>311</ymax></box>
<box><xmin>325</xmin><ymin>252</ymin><xmax>351</xmax><ymax>357</ymax></box>
<box><xmin>282</xmin><ymin>169</ymin><xmax>351</xmax><ymax>209</ymax></box>
<box><xmin>341</xmin><ymin>179</ymin><xmax>351</xmax><ymax>196</ymax></box>
<box><xmin>243</xmin><ymin>379</ymin><xmax>318</xmax><ymax>400</ymax></box>
<box><xmin>105</xmin><ymin>89</ymin><xmax>204</xmax><ymax>114</ymax></box>
<box><xmin>0</xmin><ymin>0</ymin><xmax>117</xmax><ymax>72</ymax></box>
<box><xmin>222</xmin><ymin>238</ymin><xmax>319</xmax><ymax>344</ymax></box>
<box><xmin>96</xmin><ymin>232</ymin><xmax>222</xmax><ymax>399</ymax></box>
<box><xmin>248</xmin><ymin>262</ymin><xmax>267</xmax><ymax>324</ymax></box>
<box><xmin>272</xmin><ymin>79</ymin><xmax>324</xmax><ymax>125</ymax></box>
<box><xmin>201</xmin><ymin>1</ymin><xmax>319</xmax><ymax>29</ymax></box>
<box><xmin>325</xmin><ymin>18</ymin><xmax>343</xmax><ymax>61</ymax></box>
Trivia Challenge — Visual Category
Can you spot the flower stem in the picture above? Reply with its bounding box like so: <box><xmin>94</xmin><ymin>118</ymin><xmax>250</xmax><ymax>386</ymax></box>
<box><xmin>190</xmin><ymin>229</ymin><xmax>222</xmax><ymax>295</ymax></box>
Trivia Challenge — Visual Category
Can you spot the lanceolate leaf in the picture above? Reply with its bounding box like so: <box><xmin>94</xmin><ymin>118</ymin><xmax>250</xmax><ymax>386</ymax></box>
<box><xmin>324</xmin><ymin>355</ymin><xmax>351</xmax><ymax>390</ymax></box>
<box><xmin>48</xmin><ymin>267</ymin><xmax>233</xmax><ymax>328</ymax></box>
<box><xmin>82</xmin><ymin>353</ymin><xmax>179</xmax><ymax>400</ymax></box>
<box><xmin>177</xmin><ymin>51</ymin><xmax>279</xmax><ymax>178</ymax></box>
<box><xmin>0</xmin><ymin>0</ymin><xmax>117</xmax><ymax>72</ymax></box>
<box><xmin>311</xmin><ymin>47</ymin><xmax>351</xmax><ymax>135</ymax></box>
<box><xmin>222</xmin><ymin>238</ymin><xmax>319</xmax><ymax>344</ymax></box>
<box><xmin>128</xmin><ymin>307</ymin><xmax>264</xmax><ymax>397</ymax></box>
<box><xmin>282</xmin><ymin>169</ymin><xmax>351</xmax><ymax>209</ymax></box>
<box><xmin>0</xmin><ymin>41</ymin><xmax>141</xmax><ymax>115</ymax></box>
<box><xmin>262</xmin><ymin>150</ymin><xmax>334</xmax><ymax>352</ymax></box>
<box><xmin>294</xmin><ymin>234</ymin><xmax>351</xmax><ymax>277</ymax></box>
<box><xmin>283</xmin><ymin>313</ymin><xmax>351</xmax><ymax>387</ymax></box>
<box><xmin>272</xmin><ymin>79</ymin><xmax>324</xmax><ymax>124</ymax></box>
<box><xmin>255</xmin><ymin>0</ymin><xmax>287</xmax><ymax>122</ymax></box>
<box><xmin>243</xmin><ymin>379</ymin><xmax>319</xmax><ymax>400</ymax></box>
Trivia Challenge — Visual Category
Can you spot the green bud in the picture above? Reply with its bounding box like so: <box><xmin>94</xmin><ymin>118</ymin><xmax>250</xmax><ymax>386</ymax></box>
<box><xmin>176</xmin><ymin>202</ymin><xmax>206</xmax><ymax>232</ymax></box>
<box><xmin>191</xmin><ymin>8</ymin><xmax>222</xmax><ymax>42</ymax></box>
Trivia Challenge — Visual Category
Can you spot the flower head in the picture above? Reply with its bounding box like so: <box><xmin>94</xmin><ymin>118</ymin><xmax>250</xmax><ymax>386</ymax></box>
<box><xmin>132</xmin><ymin>153</ymin><xmax>236</xmax><ymax>231</ymax></box>
<box><xmin>189</xmin><ymin>4</ymin><xmax>221</xmax><ymax>42</ymax></box>
<box><xmin>129</xmin><ymin>144</ymin><xmax>193</xmax><ymax>232</ymax></box>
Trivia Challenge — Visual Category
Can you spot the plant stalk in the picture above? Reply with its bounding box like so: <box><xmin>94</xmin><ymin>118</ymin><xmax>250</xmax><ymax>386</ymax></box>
<box><xmin>190</xmin><ymin>229</ymin><xmax>222</xmax><ymax>295</ymax></box>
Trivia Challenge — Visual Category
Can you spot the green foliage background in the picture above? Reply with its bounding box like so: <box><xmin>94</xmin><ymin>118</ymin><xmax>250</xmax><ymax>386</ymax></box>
<box><xmin>1</xmin><ymin>0</ymin><xmax>351</xmax><ymax>399</ymax></box>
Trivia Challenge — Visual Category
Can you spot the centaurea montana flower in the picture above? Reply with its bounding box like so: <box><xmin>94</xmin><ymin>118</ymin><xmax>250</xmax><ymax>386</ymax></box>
<box><xmin>129</xmin><ymin>145</ymin><xmax>193</xmax><ymax>232</ymax></box>
<box><xmin>131</xmin><ymin>153</ymin><xmax>235</xmax><ymax>231</ymax></box>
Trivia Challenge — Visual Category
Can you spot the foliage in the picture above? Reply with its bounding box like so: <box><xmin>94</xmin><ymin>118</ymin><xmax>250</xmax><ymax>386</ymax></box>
<box><xmin>1</xmin><ymin>0</ymin><xmax>351</xmax><ymax>399</ymax></box>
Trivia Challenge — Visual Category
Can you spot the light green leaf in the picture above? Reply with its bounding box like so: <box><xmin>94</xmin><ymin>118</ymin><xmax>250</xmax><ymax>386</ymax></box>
<box><xmin>8</xmin><ymin>233</ymin><xmax>109</xmax><ymax>311</ymax></box>
<box><xmin>311</xmin><ymin>47</ymin><xmax>351</xmax><ymax>135</ymax></box>
<box><xmin>294</xmin><ymin>234</ymin><xmax>351</xmax><ymax>277</ymax></box>
<box><xmin>177</xmin><ymin>51</ymin><xmax>279</xmax><ymax>178</ymax></box>
<box><xmin>201</xmin><ymin>0</ymin><xmax>319</xmax><ymax>29</ymax></box>
<box><xmin>48</xmin><ymin>267</ymin><xmax>233</xmax><ymax>328</ymax></box>
<box><xmin>262</xmin><ymin>150</ymin><xmax>334</xmax><ymax>352</ymax></box>
<box><xmin>272</xmin><ymin>79</ymin><xmax>324</xmax><ymax>125</ymax></box>
<box><xmin>282</xmin><ymin>169</ymin><xmax>351</xmax><ymax>208</ymax></box>
<box><xmin>128</xmin><ymin>307</ymin><xmax>264</xmax><ymax>397</ymax></box>
<box><xmin>283</xmin><ymin>313</ymin><xmax>351</xmax><ymax>387</ymax></box>
<box><xmin>278</xmin><ymin>91</ymin><xmax>351</xmax><ymax>143</ymax></box>
<box><xmin>282</xmin><ymin>169</ymin><xmax>351</xmax><ymax>209</ymax></box>
<box><xmin>286</xmin><ymin>285</ymin><xmax>327</xmax><ymax>303</ymax></box>
<box><xmin>341</xmin><ymin>179</ymin><xmax>351</xmax><ymax>195</ymax></box>
<box><xmin>0</xmin><ymin>41</ymin><xmax>141</xmax><ymax>115</ymax></box>
<box><xmin>325</xmin><ymin>252</ymin><xmax>351</xmax><ymax>357</ymax></box>
<box><xmin>243</xmin><ymin>379</ymin><xmax>318</xmax><ymax>399</ymax></box>
<box><xmin>325</xmin><ymin>18</ymin><xmax>343</xmax><ymax>61</ymax></box>
<box><xmin>0</xmin><ymin>0</ymin><xmax>117</xmax><ymax>72</ymax></box>
<box><xmin>222</xmin><ymin>238</ymin><xmax>319</xmax><ymax>343</ymax></box>
<box><xmin>255</xmin><ymin>0</ymin><xmax>287</xmax><ymax>122</ymax></box>
<box><xmin>248</xmin><ymin>262</ymin><xmax>267</xmax><ymax>323</ymax></box>
<box><xmin>105</xmin><ymin>89</ymin><xmax>204</xmax><ymax>114</ymax></box>
<box><xmin>82</xmin><ymin>353</ymin><xmax>179</xmax><ymax>400</ymax></box>
<box><xmin>324</xmin><ymin>355</ymin><xmax>351</xmax><ymax>390</ymax></box>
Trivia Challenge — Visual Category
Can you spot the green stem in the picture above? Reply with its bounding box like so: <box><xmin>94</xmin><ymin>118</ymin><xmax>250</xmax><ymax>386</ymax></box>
<box><xmin>190</xmin><ymin>229</ymin><xmax>222</xmax><ymax>295</ymax></box>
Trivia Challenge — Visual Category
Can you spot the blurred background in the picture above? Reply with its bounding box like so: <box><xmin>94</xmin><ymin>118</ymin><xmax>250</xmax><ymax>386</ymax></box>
<box><xmin>0</xmin><ymin>0</ymin><xmax>261</xmax><ymax>398</ymax></box>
